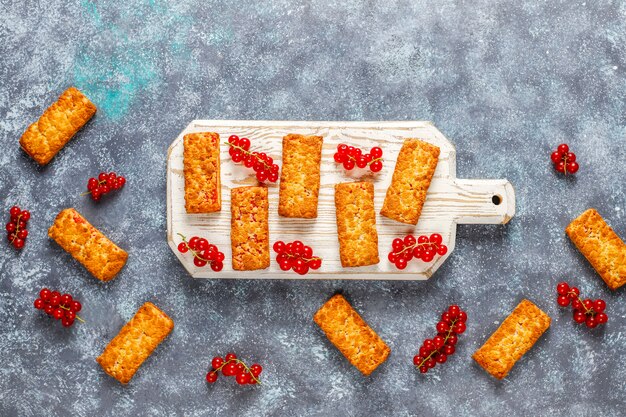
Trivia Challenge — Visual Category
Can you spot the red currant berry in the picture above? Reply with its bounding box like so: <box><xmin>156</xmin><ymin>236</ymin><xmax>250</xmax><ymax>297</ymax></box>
<box><xmin>557</xmin><ymin>144</ymin><xmax>569</xmax><ymax>154</ymax></box>
<box><xmin>17</xmin><ymin>229</ymin><xmax>27</xmax><ymax>239</ymax></box>
<box><xmin>70</xmin><ymin>301</ymin><xmax>82</xmax><ymax>312</ymax></box>
<box><xmin>419</xmin><ymin>366</ymin><xmax>428</xmax><ymax>374</ymax></box>
<box><xmin>392</xmin><ymin>238</ymin><xmax>404</xmax><ymax>252</ymax></box>
<box><xmin>446</xmin><ymin>334</ymin><xmax>458</xmax><ymax>346</ymax></box>
<box><xmin>573</xmin><ymin>310</ymin><xmax>586</xmax><ymax>324</ymax></box>
<box><xmin>550</xmin><ymin>151</ymin><xmax>562</xmax><ymax>163</ymax></box>
<box><xmin>423</xmin><ymin>339</ymin><xmax>434</xmax><ymax>351</ymax></box>
<box><xmin>206</xmin><ymin>371</ymin><xmax>218</xmax><ymax>383</ymax></box>
<box><xmin>555</xmin><ymin>161</ymin><xmax>565</xmax><ymax>173</ymax></box>
<box><xmin>593</xmin><ymin>299</ymin><xmax>606</xmax><ymax>313</ymax></box>
<box><xmin>453</xmin><ymin>321</ymin><xmax>466</xmax><ymax>334</ymax></box>
<box><xmin>65</xmin><ymin>310</ymin><xmax>76</xmax><ymax>321</ymax></box>
<box><xmin>222</xmin><ymin>362</ymin><xmax>237</xmax><ymax>376</ymax></box>
<box><xmin>309</xmin><ymin>258</ymin><xmax>322</xmax><ymax>270</ymax></box>
<box><xmin>98</xmin><ymin>172</ymin><xmax>107</xmax><ymax>182</ymax></box>
<box><xmin>572</xmin><ymin>299</ymin><xmax>583</xmax><ymax>311</ymax></box>
<box><xmin>228</xmin><ymin>135</ymin><xmax>239</xmax><ymax>144</ymax></box>
<box><xmin>566</xmin><ymin>152</ymin><xmax>576</xmax><ymax>163</ymax></box>
<box><xmin>556</xmin><ymin>282</ymin><xmax>569</xmax><ymax>295</ymax></box>
<box><xmin>567</xmin><ymin>161</ymin><xmax>579</xmax><ymax>174</ymax></box>
<box><xmin>417</xmin><ymin>235</ymin><xmax>429</xmax><ymax>244</ymax></box>
<box><xmin>267</xmin><ymin>171</ymin><xmax>279</xmax><ymax>182</ymax></box>
<box><xmin>395</xmin><ymin>258</ymin><xmax>407</xmax><ymax>270</ymax></box>
<box><xmin>196</xmin><ymin>239</ymin><xmax>208</xmax><ymax>251</ymax></box>
<box><xmin>13</xmin><ymin>238</ymin><xmax>24</xmax><ymax>249</ymax></box>
<box><xmin>436</xmin><ymin>353</ymin><xmax>447</xmax><ymax>364</ymax></box>
<box><xmin>212</xmin><ymin>357</ymin><xmax>224</xmax><ymax>369</ymax></box>
<box><xmin>343</xmin><ymin>159</ymin><xmax>355</xmax><ymax>170</ymax></box>
<box><xmin>441</xmin><ymin>312</ymin><xmax>452</xmax><ymax>323</ymax></box>
<box><xmin>413</xmin><ymin>355</ymin><xmax>424</xmax><ymax>366</ymax></box>
<box><xmin>557</xmin><ymin>295</ymin><xmax>570</xmax><ymax>307</ymax></box>
<box><xmin>9</xmin><ymin>206</ymin><xmax>20</xmax><ymax>217</ymax></box>
<box><xmin>232</xmin><ymin>151</ymin><xmax>244</xmax><ymax>163</ymax></box>
<box><xmin>443</xmin><ymin>345</ymin><xmax>455</xmax><ymax>355</ymax></box>
<box><xmin>250</xmin><ymin>364</ymin><xmax>262</xmax><ymax>377</ymax></box>
<box><xmin>39</xmin><ymin>288</ymin><xmax>51</xmax><ymax>301</ymax></box>
<box><xmin>44</xmin><ymin>304</ymin><xmax>55</xmax><ymax>315</ymax></box>
<box><xmin>356</xmin><ymin>157</ymin><xmax>368</xmax><ymax>169</ymax></box>
<box><xmin>61</xmin><ymin>318</ymin><xmax>74</xmax><ymax>328</ymax></box>
<box><xmin>49</xmin><ymin>293</ymin><xmax>61</xmax><ymax>307</ymax></box>
<box><xmin>53</xmin><ymin>308</ymin><xmax>64</xmax><ymax>320</ymax></box>
<box><xmin>429</xmin><ymin>234</ymin><xmax>443</xmax><ymax>245</ymax></box>
<box><xmin>117</xmin><ymin>177</ymin><xmax>126</xmax><ymax>188</ymax></box>
<box><xmin>34</xmin><ymin>299</ymin><xmax>45</xmax><ymax>309</ymax></box>
<box><xmin>60</xmin><ymin>294</ymin><xmax>73</xmax><ymax>306</ymax></box>
<box><xmin>210</xmin><ymin>261</ymin><xmax>224</xmax><ymax>272</ymax></box>
<box><xmin>334</xmin><ymin>153</ymin><xmax>345</xmax><ymax>163</ymax></box>
<box><xmin>583</xmin><ymin>299</ymin><xmax>593</xmax><ymax>311</ymax></box>
<box><xmin>433</xmin><ymin>335</ymin><xmax>445</xmax><ymax>349</ymax></box>
<box><xmin>458</xmin><ymin>311</ymin><xmax>467</xmax><ymax>322</ymax></box>
<box><xmin>596</xmin><ymin>312</ymin><xmax>608</xmax><ymax>324</ymax></box>
<box><xmin>225</xmin><ymin>353</ymin><xmax>237</xmax><ymax>362</ymax></box>
<box><xmin>88</xmin><ymin>178</ymin><xmax>99</xmax><ymax>190</ymax></box>
<box><xmin>436</xmin><ymin>321</ymin><xmax>450</xmax><ymax>333</ymax></box>
<box><xmin>193</xmin><ymin>257</ymin><xmax>207</xmax><ymax>267</ymax></box>
<box><xmin>177</xmin><ymin>242</ymin><xmax>189</xmax><ymax>253</ymax></box>
<box><xmin>436</xmin><ymin>245</ymin><xmax>448</xmax><ymax>256</ymax></box>
<box><xmin>388</xmin><ymin>252</ymin><xmax>398</xmax><ymax>263</ymax></box>
<box><xmin>370</xmin><ymin>160</ymin><xmax>383</xmax><ymax>172</ymax></box>
<box><xmin>404</xmin><ymin>235</ymin><xmax>416</xmax><ymax>246</ymax></box>
<box><xmin>256</xmin><ymin>170</ymin><xmax>268</xmax><ymax>182</ymax></box>
<box><xmin>5</xmin><ymin>222</ymin><xmax>15</xmax><ymax>233</ymax></box>
<box><xmin>239</xmin><ymin>137</ymin><xmax>250</xmax><ymax>150</ymax></box>
<box><xmin>370</xmin><ymin>147</ymin><xmax>383</xmax><ymax>159</ymax></box>
<box><xmin>585</xmin><ymin>316</ymin><xmax>598</xmax><ymax>328</ymax></box>
<box><xmin>302</xmin><ymin>246</ymin><xmax>313</xmax><ymax>258</ymax></box>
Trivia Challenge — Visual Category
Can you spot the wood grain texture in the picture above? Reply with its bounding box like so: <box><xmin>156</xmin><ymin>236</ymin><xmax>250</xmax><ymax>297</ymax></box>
<box><xmin>167</xmin><ymin>121</ymin><xmax>515</xmax><ymax>280</ymax></box>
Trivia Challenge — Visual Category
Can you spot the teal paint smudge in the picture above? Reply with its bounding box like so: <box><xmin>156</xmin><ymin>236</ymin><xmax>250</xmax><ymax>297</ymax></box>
<box><xmin>73</xmin><ymin>0</ymin><xmax>195</xmax><ymax>120</ymax></box>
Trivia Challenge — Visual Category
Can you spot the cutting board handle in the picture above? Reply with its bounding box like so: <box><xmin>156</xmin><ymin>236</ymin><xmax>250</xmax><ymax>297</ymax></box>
<box><xmin>449</xmin><ymin>179</ymin><xmax>515</xmax><ymax>225</ymax></box>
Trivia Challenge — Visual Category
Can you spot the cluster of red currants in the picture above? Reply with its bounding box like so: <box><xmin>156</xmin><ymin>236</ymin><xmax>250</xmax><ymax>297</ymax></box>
<box><xmin>413</xmin><ymin>305</ymin><xmax>467</xmax><ymax>374</ymax></box>
<box><xmin>227</xmin><ymin>135</ymin><xmax>280</xmax><ymax>183</ymax></box>
<box><xmin>556</xmin><ymin>282</ymin><xmax>607</xmax><ymax>328</ymax></box>
<box><xmin>6</xmin><ymin>206</ymin><xmax>30</xmax><ymax>249</ymax></box>
<box><xmin>34</xmin><ymin>288</ymin><xmax>83</xmax><ymax>328</ymax></box>
<box><xmin>388</xmin><ymin>234</ymin><xmax>448</xmax><ymax>269</ymax></box>
<box><xmin>177</xmin><ymin>233</ymin><xmax>224</xmax><ymax>271</ymax></box>
<box><xmin>333</xmin><ymin>144</ymin><xmax>383</xmax><ymax>173</ymax></box>
<box><xmin>85</xmin><ymin>172</ymin><xmax>126</xmax><ymax>201</ymax></box>
<box><xmin>273</xmin><ymin>240</ymin><xmax>322</xmax><ymax>275</ymax></box>
<box><xmin>550</xmin><ymin>144</ymin><xmax>579</xmax><ymax>175</ymax></box>
<box><xmin>206</xmin><ymin>353</ymin><xmax>263</xmax><ymax>385</ymax></box>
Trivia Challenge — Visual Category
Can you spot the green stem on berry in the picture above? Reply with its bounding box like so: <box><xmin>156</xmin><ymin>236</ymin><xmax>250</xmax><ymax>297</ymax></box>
<box><xmin>59</xmin><ymin>305</ymin><xmax>85</xmax><ymax>323</ymax></box>
<box><xmin>225</xmin><ymin>142</ymin><xmax>274</xmax><ymax>171</ymax></box>
<box><xmin>415</xmin><ymin>318</ymin><xmax>457</xmax><ymax>369</ymax></box>
<box><xmin>213</xmin><ymin>358</ymin><xmax>262</xmax><ymax>385</ymax></box>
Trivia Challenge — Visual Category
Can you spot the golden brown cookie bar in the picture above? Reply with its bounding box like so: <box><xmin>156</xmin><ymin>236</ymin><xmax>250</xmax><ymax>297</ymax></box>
<box><xmin>565</xmin><ymin>208</ymin><xmax>626</xmax><ymax>290</ymax></box>
<box><xmin>97</xmin><ymin>302</ymin><xmax>174</xmax><ymax>384</ymax></box>
<box><xmin>278</xmin><ymin>134</ymin><xmax>323</xmax><ymax>218</ymax></box>
<box><xmin>314</xmin><ymin>294</ymin><xmax>390</xmax><ymax>376</ymax></box>
<box><xmin>20</xmin><ymin>87</ymin><xmax>96</xmax><ymax>165</ymax></box>
<box><xmin>231</xmin><ymin>186</ymin><xmax>270</xmax><ymax>270</ymax></box>
<box><xmin>335</xmin><ymin>182</ymin><xmax>379</xmax><ymax>267</ymax></box>
<box><xmin>473</xmin><ymin>299</ymin><xmax>550</xmax><ymax>380</ymax></box>
<box><xmin>381</xmin><ymin>139</ymin><xmax>440</xmax><ymax>225</ymax></box>
<box><xmin>183</xmin><ymin>132</ymin><xmax>221</xmax><ymax>213</ymax></box>
<box><xmin>48</xmin><ymin>208</ymin><xmax>128</xmax><ymax>281</ymax></box>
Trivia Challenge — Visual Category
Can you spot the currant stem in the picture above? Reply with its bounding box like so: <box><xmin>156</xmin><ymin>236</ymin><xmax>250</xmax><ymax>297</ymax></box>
<box><xmin>343</xmin><ymin>153</ymin><xmax>383</xmax><ymax>167</ymax></box>
<box><xmin>225</xmin><ymin>142</ymin><xmax>274</xmax><ymax>171</ymax></box>
<box><xmin>416</xmin><ymin>318</ymin><xmax>457</xmax><ymax>369</ymax></box>
<box><xmin>569</xmin><ymin>290</ymin><xmax>595</xmax><ymax>316</ymax></box>
<box><xmin>10</xmin><ymin>213</ymin><xmax>22</xmax><ymax>244</ymax></box>
<box><xmin>394</xmin><ymin>241</ymin><xmax>441</xmax><ymax>257</ymax></box>
<box><xmin>213</xmin><ymin>358</ymin><xmax>262</xmax><ymax>385</ymax></box>
<box><xmin>59</xmin><ymin>304</ymin><xmax>85</xmax><ymax>323</ymax></box>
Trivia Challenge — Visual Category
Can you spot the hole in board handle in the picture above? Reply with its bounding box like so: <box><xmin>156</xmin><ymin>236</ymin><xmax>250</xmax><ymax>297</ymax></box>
<box><xmin>492</xmin><ymin>195</ymin><xmax>502</xmax><ymax>205</ymax></box>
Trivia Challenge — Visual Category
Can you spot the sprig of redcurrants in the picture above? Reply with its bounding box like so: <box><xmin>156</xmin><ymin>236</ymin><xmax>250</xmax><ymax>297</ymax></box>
<box><xmin>6</xmin><ymin>206</ymin><xmax>30</xmax><ymax>249</ymax></box>
<box><xmin>333</xmin><ymin>144</ymin><xmax>383</xmax><ymax>173</ymax></box>
<box><xmin>84</xmin><ymin>172</ymin><xmax>126</xmax><ymax>201</ymax></box>
<box><xmin>273</xmin><ymin>240</ymin><xmax>322</xmax><ymax>275</ymax></box>
<box><xmin>413</xmin><ymin>305</ymin><xmax>467</xmax><ymax>374</ymax></box>
<box><xmin>206</xmin><ymin>353</ymin><xmax>263</xmax><ymax>385</ymax></box>
<box><xmin>550</xmin><ymin>144</ymin><xmax>579</xmax><ymax>175</ymax></box>
<box><xmin>34</xmin><ymin>288</ymin><xmax>84</xmax><ymax>328</ymax></box>
<box><xmin>227</xmin><ymin>135</ymin><xmax>280</xmax><ymax>183</ymax></box>
<box><xmin>388</xmin><ymin>234</ymin><xmax>448</xmax><ymax>269</ymax></box>
<box><xmin>556</xmin><ymin>281</ymin><xmax>607</xmax><ymax>328</ymax></box>
<box><xmin>177</xmin><ymin>233</ymin><xmax>225</xmax><ymax>271</ymax></box>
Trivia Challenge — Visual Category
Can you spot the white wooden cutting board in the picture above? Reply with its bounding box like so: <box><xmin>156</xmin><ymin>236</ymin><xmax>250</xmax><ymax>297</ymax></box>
<box><xmin>166</xmin><ymin>120</ymin><xmax>515</xmax><ymax>280</ymax></box>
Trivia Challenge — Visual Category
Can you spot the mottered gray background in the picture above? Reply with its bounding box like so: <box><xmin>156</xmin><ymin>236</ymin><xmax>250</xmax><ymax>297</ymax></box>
<box><xmin>1</xmin><ymin>0</ymin><xmax>625</xmax><ymax>416</ymax></box>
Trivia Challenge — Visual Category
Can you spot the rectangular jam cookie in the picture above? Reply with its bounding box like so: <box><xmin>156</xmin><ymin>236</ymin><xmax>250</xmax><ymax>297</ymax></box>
<box><xmin>278</xmin><ymin>133</ymin><xmax>323</xmax><ymax>218</ymax></box>
<box><xmin>183</xmin><ymin>132</ymin><xmax>221</xmax><ymax>213</ymax></box>
<box><xmin>20</xmin><ymin>87</ymin><xmax>97</xmax><ymax>165</ymax></box>
<box><xmin>48</xmin><ymin>208</ymin><xmax>128</xmax><ymax>281</ymax></box>
<box><xmin>473</xmin><ymin>299</ymin><xmax>551</xmax><ymax>380</ymax></box>
<box><xmin>381</xmin><ymin>138</ymin><xmax>440</xmax><ymax>225</ymax></box>
<box><xmin>335</xmin><ymin>182</ymin><xmax>379</xmax><ymax>267</ymax></box>
<box><xmin>314</xmin><ymin>294</ymin><xmax>390</xmax><ymax>376</ymax></box>
<box><xmin>97</xmin><ymin>302</ymin><xmax>174</xmax><ymax>384</ymax></box>
<box><xmin>231</xmin><ymin>186</ymin><xmax>270</xmax><ymax>270</ymax></box>
<box><xmin>565</xmin><ymin>208</ymin><xmax>626</xmax><ymax>290</ymax></box>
